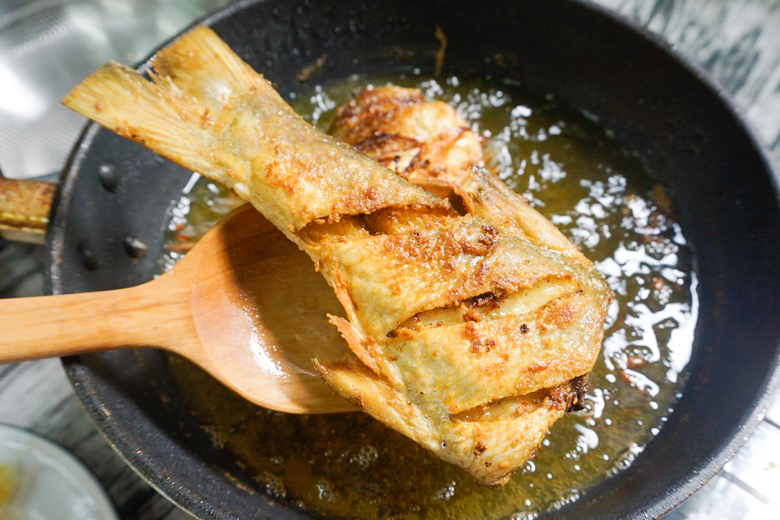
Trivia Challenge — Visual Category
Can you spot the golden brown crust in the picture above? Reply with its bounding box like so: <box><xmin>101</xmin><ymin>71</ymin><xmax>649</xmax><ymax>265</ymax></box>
<box><xmin>330</xmin><ymin>86</ymin><xmax>483</xmax><ymax>189</ymax></box>
<box><xmin>321</xmin><ymin>86</ymin><xmax>612</xmax><ymax>484</ymax></box>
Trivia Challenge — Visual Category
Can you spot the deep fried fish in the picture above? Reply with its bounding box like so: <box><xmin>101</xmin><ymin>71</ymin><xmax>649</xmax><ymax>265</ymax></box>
<box><xmin>63</xmin><ymin>27</ymin><xmax>611</xmax><ymax>486</ymax></box>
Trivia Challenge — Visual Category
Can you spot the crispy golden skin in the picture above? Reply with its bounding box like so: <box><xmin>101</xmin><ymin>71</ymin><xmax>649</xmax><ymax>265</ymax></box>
<box><xmin>63</xmin><ymin>27</ymin><xmax>612</xmax><ymax>486</ymax></box>
<box><xmin>329</xmin><ymin>86</ymin><xmax>483</xmax><ymax>191</ymax></box>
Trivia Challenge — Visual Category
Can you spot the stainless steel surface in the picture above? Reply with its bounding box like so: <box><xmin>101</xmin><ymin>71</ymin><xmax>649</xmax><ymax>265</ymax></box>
<box><xmin>1</xmin><ymin>0</ymin><xmax>780</xmax><ymax>518</ymax></box>
<box><xmin>0</xmin><ymin>0</ymin><xmax>229</xmax><ymax>180</ymax></box>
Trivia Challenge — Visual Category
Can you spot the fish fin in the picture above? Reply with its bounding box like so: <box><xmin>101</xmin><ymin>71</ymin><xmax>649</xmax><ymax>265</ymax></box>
<box><xmin>457</xmin><ymin>167</ymin><xmax>589</xmax><ymax>264</ymax></box>
<box><xmin>327</xmin><ymin>315</ymin><xmax>380</xmax><ymax>375</ymax></box>
<box><xmin>62</xmin><ymin>61</ymin><xmax>214</xmax><ymax>175</ymax></box>
<box><xmin>315</xmin><ymin>358</ymin><xmax>437</xmax><ymax>450</ymax></box>
<box><xmin>151</xmin><ymin>27</ymin><xmax>291</xmax><ymax>114</ymax></box>
<box><xmin>316</xmin><ymin>357</ymin><xmax>572</xmax><ymax>487</ymax></box>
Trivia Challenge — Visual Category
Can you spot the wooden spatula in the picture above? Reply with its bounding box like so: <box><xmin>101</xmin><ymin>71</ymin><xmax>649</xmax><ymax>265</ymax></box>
<box><xmin>0</xmin><ymin>204</ymin><xmax>357</xmax><ymax>414</ymax></box>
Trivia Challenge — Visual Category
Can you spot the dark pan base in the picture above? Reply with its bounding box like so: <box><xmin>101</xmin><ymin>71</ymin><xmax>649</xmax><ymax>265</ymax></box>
<box><xmin>49</xmin><ymin>0</ymin><xmax>780</xmax><ymax>518</ymax></box>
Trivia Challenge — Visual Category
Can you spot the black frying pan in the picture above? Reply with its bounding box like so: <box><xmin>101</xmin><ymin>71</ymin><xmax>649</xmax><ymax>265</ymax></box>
<box><xmin>48</xmin><ymin>0</ymin><xmax>780</xmax><ymax>518</ymax></box>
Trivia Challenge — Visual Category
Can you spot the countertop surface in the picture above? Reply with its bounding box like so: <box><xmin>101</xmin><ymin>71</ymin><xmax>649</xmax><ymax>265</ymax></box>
<box><xmin>1</xmin><ymin>0</ymin><xmax>780</xmax><ymax>518</ymax></box>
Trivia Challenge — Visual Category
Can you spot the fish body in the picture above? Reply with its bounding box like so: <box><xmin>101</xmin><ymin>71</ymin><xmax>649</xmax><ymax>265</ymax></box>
<box><xmin>63</xmin><ymin>27</ymin><xmax>611</xmax><ymax>486</ymax></box>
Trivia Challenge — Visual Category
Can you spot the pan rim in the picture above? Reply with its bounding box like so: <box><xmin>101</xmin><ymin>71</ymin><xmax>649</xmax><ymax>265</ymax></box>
<box><xmin>48</xmin><ymin>0</ymin><xmax>780</xmax><ymax>518</ymax></box>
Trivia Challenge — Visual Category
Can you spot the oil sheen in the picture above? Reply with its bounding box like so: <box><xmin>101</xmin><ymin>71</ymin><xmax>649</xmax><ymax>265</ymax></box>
<box><xmin>159</xmin><ymin>75</ymin><xmax>698</xmax><ymax>519</ymax></box>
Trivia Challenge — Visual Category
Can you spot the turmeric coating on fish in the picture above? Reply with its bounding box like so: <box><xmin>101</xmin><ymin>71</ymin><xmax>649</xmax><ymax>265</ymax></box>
<box><xmin>63</xmin><ymin>26</ymin><xmax>612</xmax><ymax>486</ymax></box>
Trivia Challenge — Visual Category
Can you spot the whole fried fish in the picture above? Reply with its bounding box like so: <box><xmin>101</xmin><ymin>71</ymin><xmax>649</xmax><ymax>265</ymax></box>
<box><xmin>63</xmin><ymin>27</ymin><xmax>612</xmax><ymax>486</ymax></box>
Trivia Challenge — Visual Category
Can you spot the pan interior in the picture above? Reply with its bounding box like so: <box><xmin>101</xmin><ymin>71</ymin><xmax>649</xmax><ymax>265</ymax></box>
<box><xmin>157</xmin><ymin>72</ymin><xmax>698</xmax><ymax>519</ymax></box>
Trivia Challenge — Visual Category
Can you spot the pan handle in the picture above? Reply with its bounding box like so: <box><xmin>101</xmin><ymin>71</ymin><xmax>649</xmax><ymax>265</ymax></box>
<box><xmin>0</xmin><ymin>178</ymin><xmax>56</xmax><ymax>244</ymax></box>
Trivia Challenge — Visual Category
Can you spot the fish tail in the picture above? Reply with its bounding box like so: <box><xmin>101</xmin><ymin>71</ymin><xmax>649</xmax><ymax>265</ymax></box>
<box><xmin>62</xmin><ymin>60</ymin><xmax>214</xmax><ymax>175</ymax></box>
<box><xmin>151</xmin><ymin>26</ymin><xmax>288</xmax><ymax>111</ymax></box>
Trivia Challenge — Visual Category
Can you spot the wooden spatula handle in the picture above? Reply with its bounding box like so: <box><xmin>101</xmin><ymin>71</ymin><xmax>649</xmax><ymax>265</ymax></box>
<box><xmin>0</xmin><ymin>276</ymin><xmax>197</xmax><ymax>363</ymax></box>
